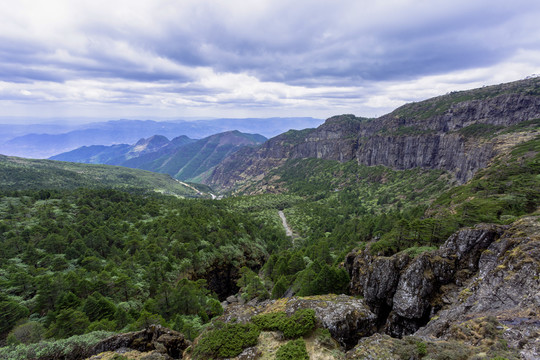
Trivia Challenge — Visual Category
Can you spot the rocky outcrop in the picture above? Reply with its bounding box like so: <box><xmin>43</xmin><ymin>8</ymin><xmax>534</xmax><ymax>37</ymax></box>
<box><xmin>207</xmin><ymin>78</ymin><xmax>540</xmax><ymax>191</ymax></box>
<box><xmin>345</xmin><ymin>224</ymin><xmax>506</xmax><ymax>337</ymax></box>
<box><xmin>345</xmin><ymin>216</ymin><xmax>540</xmax><ymax>359</ymax></box>
<box><xmin>416</xmin><ymin>216</ymin><xmax>540</xmax><ymax>360</ymax></box>
<box><xmin>220</xmin><ymin>294</ymin><xmax>377</xmax><ymax>349</ymax></box>
<box><xmin>89</xmin><ymin>326</ymin><xmax>190</xmax><ymax>359</ymax></box>
<box><xmin>34</xmin><ymin>326</ymin><xmax>190</xmax><ymax>360</ymax></box>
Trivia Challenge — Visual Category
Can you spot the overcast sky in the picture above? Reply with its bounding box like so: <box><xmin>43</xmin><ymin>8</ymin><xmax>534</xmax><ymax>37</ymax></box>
<box><xmin>1</xmin><ymin>0</ymin><xmax>540</xmax><ymax>123</ymax></box>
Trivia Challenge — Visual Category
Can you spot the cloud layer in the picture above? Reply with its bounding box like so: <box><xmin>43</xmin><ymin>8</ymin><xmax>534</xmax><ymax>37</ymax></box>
<box><xmin>1</xmin><ymin>0</ymin><xmax>540</xmax><ymax>120</ymax></box>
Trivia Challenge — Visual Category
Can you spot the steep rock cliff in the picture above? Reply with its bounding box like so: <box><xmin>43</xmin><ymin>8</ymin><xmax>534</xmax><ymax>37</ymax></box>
<box><xmin>345</xmin><ymin>224</ymin><xmax>506</xmax><ymax>337</ymax></box>
<box><xmin>207</xmin><ymin>78</ymin><xmax>540</xmax><ymax>191</ymax></box>
<box><xmin>416</xmin><ymin>216</ymin><xmax>540</xmax><ymax>360</ymax></box>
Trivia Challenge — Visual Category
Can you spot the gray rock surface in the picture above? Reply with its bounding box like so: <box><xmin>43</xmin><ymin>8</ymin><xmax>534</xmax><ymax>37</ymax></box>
<box><xmin>90</xmin><ymin>326</ymin><xmax>190</xmax><ymax>359</ymax></box>
<box><xmin>416</xmin><ymin>216</ymin><xmax>540</xmax><ymax>360</ymax></box>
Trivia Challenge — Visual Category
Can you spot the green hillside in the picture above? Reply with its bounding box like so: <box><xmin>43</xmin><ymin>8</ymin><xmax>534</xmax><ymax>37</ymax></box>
<box><xmin>0</xmin><ymin>187</ymin><xmax>287</xmax><ymax>350</ymax></box>
<box><xmin>390</xmin><ymin>76</ymin><xmax>540</xmax><ymax>120</ymax></box>
<box><xmin>0</xmin><ymin>155</ymin><xmax>206</xmax><ymax>197</ymax></box>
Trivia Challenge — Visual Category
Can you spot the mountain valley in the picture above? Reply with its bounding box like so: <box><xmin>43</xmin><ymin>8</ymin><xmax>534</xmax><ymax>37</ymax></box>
<box><xmin>0</xmin><ymin>78</ymin><xmax>539</xmax><ymax>360</ymax></box>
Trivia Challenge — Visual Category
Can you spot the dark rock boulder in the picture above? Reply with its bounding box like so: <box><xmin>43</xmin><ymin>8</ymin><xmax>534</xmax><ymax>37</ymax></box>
<box><xmin>345</xmin><ymin>250</ymin><xmax>410</xmax><ymax>327</ymax></box>
<box><xmin>36</xmin><ymin>326</ymin><xmax>190</xmax><ymax>360</ymax></box>
<box><xmin>441</xmin><ymin>223</ymin><xmax>504</xmax><ymax>272</ymax></box>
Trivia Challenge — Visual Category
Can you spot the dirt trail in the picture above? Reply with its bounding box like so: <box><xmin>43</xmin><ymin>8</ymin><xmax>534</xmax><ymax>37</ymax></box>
<box><xmin>278</xmin><ymin>210</ymin><xmax>293</xmax><ymax>237</ymax></box>
<box><xmin>175</xmin><ymin>179</ymin><xmax>202</xmax><ymax>194</ymax></box>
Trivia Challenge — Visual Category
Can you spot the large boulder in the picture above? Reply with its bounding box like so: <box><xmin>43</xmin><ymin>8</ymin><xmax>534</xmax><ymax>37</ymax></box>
<box><xmin>221</xmin><ymin>294</ymin><xmax>377</xmax><ymax>349</ymax></box>
<box><xmin>416</xmin><ymin>216</ymin><xmax>540</xmax><ymax>360</ymax></box>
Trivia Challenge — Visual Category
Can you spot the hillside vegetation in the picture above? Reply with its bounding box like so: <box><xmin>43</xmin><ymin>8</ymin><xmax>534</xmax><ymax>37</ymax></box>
<box><xmin>0</xmin><ymin>187</ymin><xmax>288</xmax><ymax>347</ymax></box>
<box><xmin>0</xmin><ymin>155</ymin><xmax>206</xmax><ymax>197</ymax></box>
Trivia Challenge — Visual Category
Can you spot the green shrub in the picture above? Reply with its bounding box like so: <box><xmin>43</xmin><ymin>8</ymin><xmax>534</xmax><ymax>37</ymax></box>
<box><xmin>6</xmin><ymin>321</ymin><xmax>45</xmax><ymax>345</ymax></box>
<box><xmin>252</xmin><ymin>308</ymin><xmax>316</xmax><ymax>339</ymax></box>
<box><xmin>282</xmin><ymin>309</ymin><xmax>316</xmax><ymax>338</ymax></box>
<box><xmin>252</xmin><ymin>311</ymin><xmax>287</xmax><ymax>331</ymax></box>
<box><xmin>275</xmin><ymin>338</ymin><xmax>309</xmax><ymax>360</ymax></box>
<box><xmin>111</xmin><ymin>355</ymin><xmax>128</xmax><ymax>360</ymax></box>
<box><xmin>417</xmin><ymin>341</ymin><xmax>427</xmax><ymax>357</ymax></box>
<box><xmin>191</xmin><ymin>322</ymin><xmax>260</xmax><ymax>359</ymax></box>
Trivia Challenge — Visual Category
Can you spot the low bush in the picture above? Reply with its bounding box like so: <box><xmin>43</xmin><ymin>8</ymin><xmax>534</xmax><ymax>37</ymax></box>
<box><xmin>252</xmin><ymin>308</ymin><xmax>316</xmax><ymax>339</ymax></box>
<box><xmin>275</xmin><ymin>338</ymin><xmax>309</xmax><ymax>360</ymax></box>
<box><xmin>0</xmin><ymin>331</ymin><xmax>113</xmax><ymax>360</ymax></box>
<box><xmin>191</xmin><ymin>322</ymin><xmax>260</xmax><ymax>359</ymax></box>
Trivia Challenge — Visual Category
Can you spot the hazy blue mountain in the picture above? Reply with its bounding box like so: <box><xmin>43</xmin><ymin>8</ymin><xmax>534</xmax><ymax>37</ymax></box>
<box><xmin>51</xmin><ymin>130</ymin><xmax>266</xmax><ymax>181</ymax></box>
<box><xmin>48</xmin><ymin>144</ymin><xmax>132</xmax><ymax>164</ymax></box>
<box><xmin>0</xmin><ymin>117</ymin><xmax>321</xmax><ymax>158</ymax></box>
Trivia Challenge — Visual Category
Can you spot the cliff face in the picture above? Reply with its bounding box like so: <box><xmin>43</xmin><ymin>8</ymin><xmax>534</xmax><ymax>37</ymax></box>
<box><xmin>345</xmin><ymin>224</ymin><xmax>506</xmax><ymax>337</ymax></box>
<box><xmin>206</xmin><ymin>78</ymin><xmax>540</xmax><ymax>191</ymax></box>
<box><xmin>345</xmin><ymin>216</ymin><xmax>540</xmax><ymax>359</ymax></box>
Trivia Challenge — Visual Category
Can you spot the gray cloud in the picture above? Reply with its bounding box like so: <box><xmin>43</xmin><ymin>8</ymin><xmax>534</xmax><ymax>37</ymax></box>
<box><xmin>0</xmin><ymin>0</ymin><xmax>539</xmax><ymax>119</ymax></box>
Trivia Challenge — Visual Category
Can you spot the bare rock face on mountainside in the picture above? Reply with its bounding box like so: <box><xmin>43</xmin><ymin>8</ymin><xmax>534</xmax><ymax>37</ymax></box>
<box><xmin>206</xmin><ymin>77</ymin><xmax>540</xmax><ymax>191</ymax></box>
<box><xmin>345</xmin><ymin>216</ymin><xmax>540</xmax><ymax>359</ymax></box>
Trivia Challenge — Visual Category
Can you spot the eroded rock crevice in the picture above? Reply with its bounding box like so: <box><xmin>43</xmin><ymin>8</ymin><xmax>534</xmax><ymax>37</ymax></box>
<box><xmin>345</xmin><ymin>224</ymin><xmax>506</xmax><ymax>337</ymax></box>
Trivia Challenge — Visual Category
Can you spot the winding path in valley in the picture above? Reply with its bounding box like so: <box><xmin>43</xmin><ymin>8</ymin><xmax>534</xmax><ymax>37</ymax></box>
<box><xmin>278</xmin><ymin>210</ymin><xmax>293</xmax><ymax>237</ymax></box>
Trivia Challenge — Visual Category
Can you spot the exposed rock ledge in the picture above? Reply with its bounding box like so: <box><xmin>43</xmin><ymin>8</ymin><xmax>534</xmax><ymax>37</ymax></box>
<box><xmin>345</xmin><ymin>223</ymin><xmax>506</xmax><ymax>337</ymax></box>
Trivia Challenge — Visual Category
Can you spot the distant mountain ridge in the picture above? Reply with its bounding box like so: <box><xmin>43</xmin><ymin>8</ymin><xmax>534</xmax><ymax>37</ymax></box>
<box><xmin>51</xmin><ymin>130</ymin><xmax>266</xmax><ymax>182</ymax></box>
<box><xmin>206</xmin><ymin>77</ymin><xmax>540</xmax><ymax>192</ymax></box>
<box><xmin>0</xmin><ymin>117</ymin><xmax>321</xmax><ymax>158</ymax></box>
